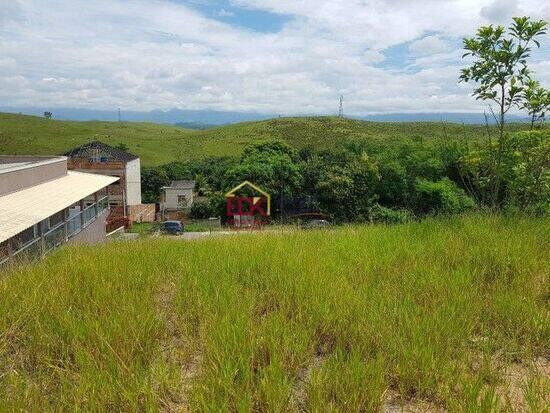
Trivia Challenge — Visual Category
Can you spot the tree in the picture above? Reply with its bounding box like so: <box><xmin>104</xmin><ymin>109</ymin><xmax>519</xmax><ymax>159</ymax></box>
<box><xmin>460</xmin><ymin>16</ymin><xmax>547</xmax><ymax>206</ymax></box>
<box><xmin>225</xmin><ymin>140</ymin><xmax>303</xmax><ymax>218</ymax></box>
<box><xmin>190</xmin><ymin>200</ymin><xmax>213</xmax><ymax>219</ymax></box>
<box><xmin>520</xmin><ymin>80</ymin><xmax>550</xmax><ymax>129</ymax></box>
<box><xmin>316</xmin><ymin>155</ymin><xmax>380</xmax><ymax>222</ymax></box>
<box><xmin>505</xmin><ymin>131</ymin><xmax>550</xmax><ymax>213</ymax></box>
<box><xmin>141</xmin><ymin>167</ymin><xmax>170</xmax><ymax>204</ymax></box>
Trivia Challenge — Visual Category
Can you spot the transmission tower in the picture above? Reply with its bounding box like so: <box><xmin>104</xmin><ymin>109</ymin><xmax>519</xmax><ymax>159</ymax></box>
<box><xmin>338</xmin><ymin>95</ymin><xmax>344</xmax><ymax>118</ymax></box>
<box><xmin>118</xmin><ymin>108</ymin><xmax>121</xmax><ymax>122</ymax></box>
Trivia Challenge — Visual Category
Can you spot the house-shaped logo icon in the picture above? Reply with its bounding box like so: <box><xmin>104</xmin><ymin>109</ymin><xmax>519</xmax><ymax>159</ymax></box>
<box><xmin>225</xmin><ymin>181</ymin><xmax>270</xmax><ymax>227</ymax></box>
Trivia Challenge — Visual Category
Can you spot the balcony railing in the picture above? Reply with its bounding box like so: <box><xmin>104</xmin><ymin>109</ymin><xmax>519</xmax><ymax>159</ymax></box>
<box><xmin>1</xmin><ymin>195</ymin><xmax>109</xmax><ymax>266</ymax></box>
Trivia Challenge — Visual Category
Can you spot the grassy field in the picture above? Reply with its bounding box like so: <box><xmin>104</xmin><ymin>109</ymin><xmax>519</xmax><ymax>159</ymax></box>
<box><xmin>1</xmin><ymin>215</ymin><xmax>548</xmax><ymax>412</ymax></box>
<box><xmin>0</xmin><ymin>112</ymin><xmax>535</xmax><ymax>166</ymax></box>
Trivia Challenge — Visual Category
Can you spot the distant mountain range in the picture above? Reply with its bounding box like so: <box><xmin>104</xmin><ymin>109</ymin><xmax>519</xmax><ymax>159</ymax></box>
<box><xmin>358</xmin><ymin>112</ymin><xmax>528</xmax><ymax>124</ymax></box>
<box><xmin>0</xmin><ymin>107</ymin><xmax>272</xmax><ymax>127</ymax></box>
<box><xmin>0</xmin><ymin>107</ymin><xmax>529</xmax><ymax>126</ymax></box>
<box><xmin>174</xmin><ymin>122</ymin><xmax>219</xmax><ymax>130</ymax></box>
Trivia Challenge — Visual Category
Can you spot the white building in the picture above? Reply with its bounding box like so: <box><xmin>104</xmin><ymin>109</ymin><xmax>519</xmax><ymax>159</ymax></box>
<box><xmin>160</xmin><ymin>180</ymin><xmax>195</xmax><ymax>217</ymax></box>
<box><xmin>0</xmin><ymin>155</ymin><xmax>118</xmax><ymax>265</ymax></box>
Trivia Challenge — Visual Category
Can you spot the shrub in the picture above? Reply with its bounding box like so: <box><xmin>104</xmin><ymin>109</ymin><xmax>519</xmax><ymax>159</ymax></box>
<box><xmin>413</xmin><ymin>178</ymin><xmax>475</xmax><ymax>215</ymax></box>
<box><xmin>106</xmin><ymin>216</ymin><xmax>131</xmax><ymax>232</ymax></box>
<box><xmin>190</xmin><ymin>201</ymin><xmax>213</xmax><ymax>219</ymax></box>
<box><xmin>368</xmin><ymin>203</ymin><xmax>412</xmax><ymax>224</ymax></box>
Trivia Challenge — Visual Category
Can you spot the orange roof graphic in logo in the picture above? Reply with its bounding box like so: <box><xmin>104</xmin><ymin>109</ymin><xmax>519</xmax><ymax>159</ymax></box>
<box><xmin>225</xmin><ymin>180</ymin><xmax>271</xmax><ymax>216</ymax></box>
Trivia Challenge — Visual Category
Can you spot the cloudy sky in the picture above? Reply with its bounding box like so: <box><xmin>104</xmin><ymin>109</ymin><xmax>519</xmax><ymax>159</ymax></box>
<box><xmin>1</xmin><ymin>0</ymin><xmax>549</xmax><ymax>115</ymax></box>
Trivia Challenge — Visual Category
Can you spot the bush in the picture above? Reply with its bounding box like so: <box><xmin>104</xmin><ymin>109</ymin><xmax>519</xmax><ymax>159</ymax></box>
<box><xmin>106</xmin><ymin>216</ymin><xmax>131</xmax><ymax>233</ymax></box>
<box><xmin>413</xmin><ymin>178</ymin><xmax>475</xmax><ymax>215</ymax></box>
<box><xmin>368</xmin><ymin>204</ymin><xmax>412</xmax><ymax>224</ymax></box>
<box><xmin>190</xmin><ymin>201</ymin><xmax>213</xmax><ymax>219</ymax></box>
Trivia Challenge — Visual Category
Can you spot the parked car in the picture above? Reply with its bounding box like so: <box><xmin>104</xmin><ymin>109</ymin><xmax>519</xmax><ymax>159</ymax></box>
<box><xmin>161</xmin><ymin>220</ymin><xmax>184</xmax><ymax>235</ymax></box>
<box><xmin>301</xmin><ymin>219</ymin><xmax>331</xmax><ymax>229</ymax></box>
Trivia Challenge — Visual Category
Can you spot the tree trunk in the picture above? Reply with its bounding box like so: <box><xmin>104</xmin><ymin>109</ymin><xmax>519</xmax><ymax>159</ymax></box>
<box><xmin>493</xmin><ymin>82</ymin><xmax>506</xmax><ymax>209</ymax></box>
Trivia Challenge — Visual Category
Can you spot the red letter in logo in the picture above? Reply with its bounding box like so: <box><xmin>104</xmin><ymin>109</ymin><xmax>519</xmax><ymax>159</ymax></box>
<box><xmin>249</xmin><ymin>197</ymin><xmax>267</xmax><ymax>216</ymax></box>
<box><xmin>226</xmin><ymin>197</ymin><xmax>235</xmax><ymax>217</ymax></box>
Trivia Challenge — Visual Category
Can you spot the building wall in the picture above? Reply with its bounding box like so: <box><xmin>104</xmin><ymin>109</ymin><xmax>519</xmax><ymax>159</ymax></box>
<box><xmin>69</xmin><ymin>208</ymin><xmax>110</xmax><ymax>245</ymax></box>
<box><xmin>162</xmin><ymin>188</ymin><xmax>194</xmax><ymax>210</ymax></box>
<box><xmin>128</xmin><ymin>204</ymin><xmax>156</xmax><ymax>223</ymax></box>
<box><xmin>0</xmin><ymin>158</ymin><xmax>67</xmax><ymax>196</ymax></box>
<box><xmin>67</xmin><ymin>159</ymin><xmax>126</xmax><ymax>207</ymax></box>
<box><xmin>125</xmin><ymin>158</ymin><xmax>142</xmax><ymax>205</ymax></box>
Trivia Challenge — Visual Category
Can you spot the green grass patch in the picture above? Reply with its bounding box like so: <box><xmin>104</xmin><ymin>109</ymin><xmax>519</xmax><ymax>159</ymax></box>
<box><xmin>128</xmin><ymin>222</ymin><xmax>156</xmax><ymax>236</ymax></box>
<box><xmin>0</xmin><ymin>215</ymin><xmax>548</xmax><ymax>411</ymax></box>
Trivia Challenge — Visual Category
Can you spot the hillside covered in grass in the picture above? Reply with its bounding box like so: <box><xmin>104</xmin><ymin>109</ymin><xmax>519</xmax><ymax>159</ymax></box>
<box><xmin>0</xmin><ymin>112</ymin><xmax>534</xmax><ymax>166</ymax></box>
<box><xmin>0</xmin><ymin>113</ymin><xmax>199</xmax><ymax>166</ymax></box>
<box><xmin>1</xmin><ymin>215</ymin><xmax>548</xmax><ymax>411</ymax></box>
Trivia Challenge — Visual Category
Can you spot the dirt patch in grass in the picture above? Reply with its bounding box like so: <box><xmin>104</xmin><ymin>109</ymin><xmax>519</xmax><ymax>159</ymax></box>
<box><xmin>290</xmin><ymin>355</ymin><xmax>324</xmax><ymax>412</ymax></box>
<box><xmin>154</xmin><ymin>281</ymin><xmax>201</xmax><ymax>412</ymax></box>
<box><xmin>497</xmin><ymin>357</ymin><xmax>550</xmax><ymax>412</ymax></box>
<box><xmin>383</xmin><ymin>390</ymin><xmax>445</xmax><ymax>413</ymax></box>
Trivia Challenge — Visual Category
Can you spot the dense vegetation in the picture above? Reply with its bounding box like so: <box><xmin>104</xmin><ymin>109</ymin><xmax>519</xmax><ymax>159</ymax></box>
<box><xmin>1</xmin><ymin>216</ymin><xmax>548</xmax><ymax>411</ymax></box>
<box><xmin>143</xmin><ymin>127</ymin><xmax>549</xmax><ymax>222</ymax></box>
<box><xmin>0</xmin><ymin>112</ymin><xmax>532</xmax><ymax>166</ymax></box>
<box><xmin>2</xmin><ymin>112</ymin><xmax>546</xmax><ymax>220</ymax></box>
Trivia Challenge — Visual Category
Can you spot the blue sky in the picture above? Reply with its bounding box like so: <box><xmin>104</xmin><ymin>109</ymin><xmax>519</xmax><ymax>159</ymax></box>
<box><xmin>183</xmin><ymin>0</ymin><xmax>291</xmax><ymax>33</ymax></box>
<box><xmin>0</xmin><ymin>0</ymin><xmax>548</xmax><ymax>115</ymax></box>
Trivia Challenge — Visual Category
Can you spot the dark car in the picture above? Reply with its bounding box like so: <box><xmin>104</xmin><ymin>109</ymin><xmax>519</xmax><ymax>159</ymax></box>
<box><xmin>301</xmin><ymin>219</ymin><xmax>331</xmax><ymax>229</ymax></box>
<box><xmin>162</xmin><ymin>220</ymin><xmax>184</xmax><ymax>235</ymax></box>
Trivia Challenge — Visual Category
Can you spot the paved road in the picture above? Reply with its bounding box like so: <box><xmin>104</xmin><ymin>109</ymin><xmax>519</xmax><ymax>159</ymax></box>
<box><xmin>178</xmin><ymin>231</ymin><xmax>235</xmax><ymax>240</ymax></box>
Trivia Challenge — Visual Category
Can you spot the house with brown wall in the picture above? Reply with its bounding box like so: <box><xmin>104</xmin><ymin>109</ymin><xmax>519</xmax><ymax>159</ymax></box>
<box><xmin>63</xmin><ymin>141</ymin><xmax>155</xmax><ymax>222</ymax></box>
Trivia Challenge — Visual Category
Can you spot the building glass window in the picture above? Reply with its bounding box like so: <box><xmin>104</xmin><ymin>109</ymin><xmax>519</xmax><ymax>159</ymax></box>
<box><xmin>13</xmin><ymin>225</ymin><xmax>37</xmax><ymax>248</ymax></box>
<box><xmin>49</xmin><ymin>210</ymin><xmax>65</xmax><ymax>228</ymax></box>
<box><xmin>0</xmin><ymin>241</ymin><xmax>9</xmax><ymax>261</ymax></box>
<box><xmin>90</xmin><ymin>148</ymin><xmax>101</xmax><ymax>163</ymax></box>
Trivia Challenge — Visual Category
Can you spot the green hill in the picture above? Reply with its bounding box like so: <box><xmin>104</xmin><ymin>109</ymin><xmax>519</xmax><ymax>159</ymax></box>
<box><xmin>0</xmin><ymin>113</ymin><xmax>198</xmax><ymax>166</ymax></box>
<box><xmin>0</xmin><ymin>112</ymin><xmax>534</xmax><ymax>166</ymax></box>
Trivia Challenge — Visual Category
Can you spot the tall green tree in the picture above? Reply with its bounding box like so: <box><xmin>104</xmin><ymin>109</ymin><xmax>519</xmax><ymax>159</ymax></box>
<box><xmin>141</xmin><ymin>167</ymin><xmax>170</xmax><ymax>204</ymax></box>
<box><xmin>225</xmin><ymin>140</ymin><xmax>303</xmax><ymax>217</ymax></box>
<box><xmin>460</xmin><ymin>16</ymin><xmax>547</xmax><ymax>206</ymax></box>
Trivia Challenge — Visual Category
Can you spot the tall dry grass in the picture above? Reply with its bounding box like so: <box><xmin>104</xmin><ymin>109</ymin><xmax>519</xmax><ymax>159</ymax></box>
<box><xmin>0</xmin><ymin>215</ymin><xmax>548</xmax><ymax>411</ymax></box>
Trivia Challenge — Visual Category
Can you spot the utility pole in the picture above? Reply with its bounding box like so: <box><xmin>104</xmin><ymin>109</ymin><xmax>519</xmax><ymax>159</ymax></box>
<box><xmin>338</xmin><ymin>95</ymin><xmax>344</xmax><ymax>118</ymax></box>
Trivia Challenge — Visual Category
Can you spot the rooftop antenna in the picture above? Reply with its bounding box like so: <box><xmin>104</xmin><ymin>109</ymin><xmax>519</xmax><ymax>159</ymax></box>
<box><xmin>338</xmin><ymin>95</ymin><xmax>344</xmax><ymax>118</ymax></box>
<box><xmin>118</xmin><ymin>108</ymin><xmax>121</xmax><ymax>122</ymax></box>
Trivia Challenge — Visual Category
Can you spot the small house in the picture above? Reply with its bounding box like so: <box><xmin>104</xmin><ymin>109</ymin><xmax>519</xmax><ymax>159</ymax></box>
<box><xmin>160</xmin><ymin>180</ymin><xmax>195</xmax><ymax>219</ymax></box>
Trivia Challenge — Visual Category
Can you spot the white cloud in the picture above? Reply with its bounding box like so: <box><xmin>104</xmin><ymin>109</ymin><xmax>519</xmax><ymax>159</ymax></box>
<box><xmin>0</xmin><ymin>0</ymin><xmax>548</xmax><ymax>115</ymax></box>
<box><xmin>218</xmin><ymin>8</ymin><xmax>235</xmax><ymax>17</ymax></box>
<box><xmin>0</xmin><ymin>0</ymin><xmax>23</xmax><ymax>25</ymax></box>
<box><xmin>481</xmin><ymin>0</ymin><xmax>520</xmax><ymax>23</ymax></box>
